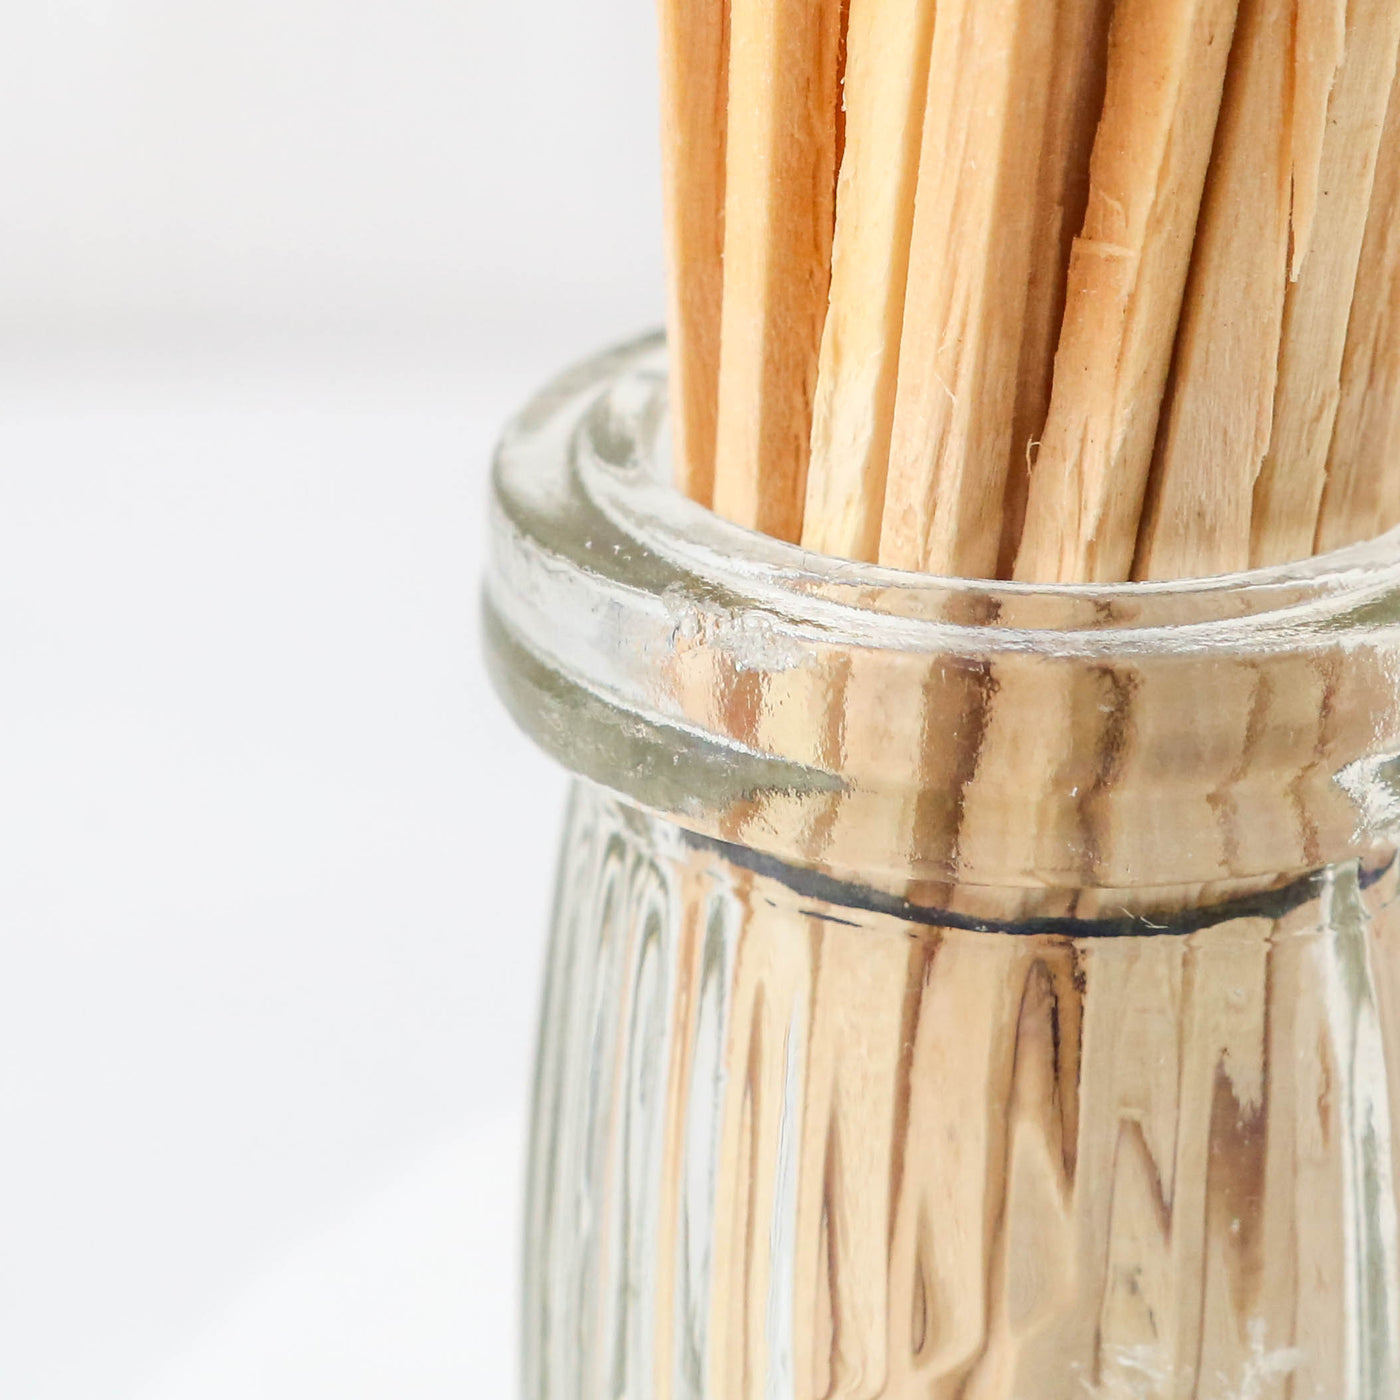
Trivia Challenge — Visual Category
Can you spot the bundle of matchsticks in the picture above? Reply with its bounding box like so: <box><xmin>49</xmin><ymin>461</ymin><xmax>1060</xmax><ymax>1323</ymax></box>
<box><xmin>642</xmin><ymin>11</ymin><xmax>1400</xmax><ymax>1391</ymax></box>
<box><xmin>659</xmin><ymin>0</ymin><xmax>1400</xmax><ymax>583</ymax></box>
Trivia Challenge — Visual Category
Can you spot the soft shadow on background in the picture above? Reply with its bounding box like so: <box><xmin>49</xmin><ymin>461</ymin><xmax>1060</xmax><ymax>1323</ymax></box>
<box><xmin>0</xmin><ymin>4</ymin><xmax>662</xmax><ymax>1395</ymax></box>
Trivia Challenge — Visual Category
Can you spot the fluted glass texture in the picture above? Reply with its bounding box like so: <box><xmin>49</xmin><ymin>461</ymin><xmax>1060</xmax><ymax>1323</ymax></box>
<box><xmin>523</xmin><ymin>783</ymin><xmax>1400</xmax><ymax>1400</ymax></box>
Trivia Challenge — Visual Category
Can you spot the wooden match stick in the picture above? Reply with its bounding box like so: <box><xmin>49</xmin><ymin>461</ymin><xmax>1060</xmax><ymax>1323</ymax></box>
<box><xmin>657</xmin><ymin>0</ymin><xmax>731</xmax><ymax>506</ymax></box>
<box><xmin>1013</xmin><ymin>0</ymin><xmax>1239</xmax><ymax>584</ymax></box>
<box><xmin>1316</xmin><ymin>63</ymin><xmax>1400</xmax><ymax>555</ymax></box>
<box><xmin>1250</xmin><ymin>0</ymin><xmax>1400</xmax><ymax>566</ymax></box>
<box><xmin>877</xmin><ymin>0</ymin><xmax>1059</xmax><ymax>578</ymax></box>
<box><xmin>1133</xmin><ymin>0</ymin><xmax>1295</xmax><ymax>581</ymax></box>
<box><xmin>710</xmin><ymin>0</ymin><xmax>845</xmax><ymax>544</ymax></box>
<box><xmin>995</xmin><ymin>0</ymin><xmax>1116</xmax><ymax>577</ymax></box>
<box><xmin>801</xmin><ymin>0</ymin><xmax>937</xmax><ymax>564</ymax></box>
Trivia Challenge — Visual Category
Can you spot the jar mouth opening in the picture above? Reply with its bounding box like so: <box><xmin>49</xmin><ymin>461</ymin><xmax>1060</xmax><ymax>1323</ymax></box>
<box><xmin>668</xmin><ymin>482</ymin><xmax>1400</xmax><ymax>601</ymax></box>
<box><xmin>566</xmin><ymin>332</ymin><xmax>1400</xmax><ymax>650</ymax></box>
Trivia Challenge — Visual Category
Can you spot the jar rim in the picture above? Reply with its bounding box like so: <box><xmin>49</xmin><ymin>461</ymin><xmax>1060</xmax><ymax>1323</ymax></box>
<box><xmin>512</xmin><ymin>331</ymin><xmax>1400</xmax><ymax>655</ymax></box>
<box><xmin>485</xmin><ymin>333</ymin><xmax>1400</xmax><ymax>893</ymax></box>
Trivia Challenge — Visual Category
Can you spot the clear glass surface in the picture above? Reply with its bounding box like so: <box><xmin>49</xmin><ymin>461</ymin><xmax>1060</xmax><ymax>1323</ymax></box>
<box><xmin>487</xmin><ymin>334</ymin><xmax>1400</xmax><ymax>1398</ymax></box>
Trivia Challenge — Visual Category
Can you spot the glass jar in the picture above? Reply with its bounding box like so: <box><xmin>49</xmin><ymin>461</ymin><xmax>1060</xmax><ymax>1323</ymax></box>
<box><xmin>484</xmin><ymin>333</ymin><xmax>1400</xmax><ymax>1400</ymax></box>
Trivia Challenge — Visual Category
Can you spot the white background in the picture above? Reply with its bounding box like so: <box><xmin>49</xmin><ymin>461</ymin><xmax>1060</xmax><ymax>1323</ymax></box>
<box><xmin>0</xmin><ymin>4</ymin><xmax>664</xmax><ymax>1395</ymax></box>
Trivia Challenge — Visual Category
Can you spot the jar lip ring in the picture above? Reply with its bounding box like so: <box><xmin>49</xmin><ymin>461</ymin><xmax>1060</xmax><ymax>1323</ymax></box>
<box><xmin>531</xmin><ymin>331</ymin><xmax>1400</xmax><ymax>651</ymax></box>
<box><xmin>640</xmin><ymin>472</ymin><xmax>1400</xmax><ymax>606</ymax></box>
<box><xmin>485</xmin><ymin>335</ymin><xmax>1400</xmax><ymax>889</ymax></box>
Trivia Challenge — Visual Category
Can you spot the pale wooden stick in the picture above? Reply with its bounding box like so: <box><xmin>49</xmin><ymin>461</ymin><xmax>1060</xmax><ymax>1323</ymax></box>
<box><xmin>800</xmin><ymin>0</ymin><xmax>936</xmax><ymax>563</ymax></box>
<box><xmin>880</xmin><ymin>934</ymin><xmax>1032</xmax><ymax>1395</ymax></box>
<box><xmin>711</xmin><ymin>0</ymin><xmax>845</xmax><ymax>544</ymax></box>
<box><xmin>1013</xmin><ymin>0</ymin><xmax>1239</xmax><ymax>584</ymax></box>
<box><xmin>951</xmin><ymin>952</ymin><xmax>1079</xmax><ymax>1397</ymax></box>
<box><xmin>997</xmin><ymin>0</ymin><xmax>1116</xmax><ymax>577</ymax></box>
<box><xmin>1288</xmin><ymin>0</ymin><xmax>1348</xmax><ymax>283</ymax></box>
<box><xmin>1268</xmin><ymin>901</ymin><xmax>1347</xmax><ymax>1400</ymax></box>
<box><xmin>657</xmin><ymin>0</ymin><xmax>731</xmax><ymax>506</ymax></box>
<box><xmin>1134</xmin><ymin>0</ymin><xmax>1294</xmax><ymax>581</ymax></box>
<box><xmin>1316</xmin><ymin>64</ymin><xmax>1400</xmax><ymax>554</ymax></box>
<box><xmin>705</xmin><ymin>883</ymin><xmax>816</xmax><ymax>1395</ymax></box>
<box><xmin>1023</xmin><ymin>938</ymin><xmax>1185</xmax><ymax>1387</ymax></box>
<box><xmin>1250</xmin><ymin>2</ymin><xmax>1400</xmax><ymax>566</ymax></box>
<box><xmin>878</xmin><ymin>0</ymin><xmax>1058</xmax><ymax>578</ymax></box>
<box><xmin>790</xmin><ymin>931</ymin><xmax>913</xmax><ymax>1397</ymax></box>
<box><xmin>1159</xmin><ymin>924</ymin><xmax>1272</xmax><ymax>1387</ymax></box>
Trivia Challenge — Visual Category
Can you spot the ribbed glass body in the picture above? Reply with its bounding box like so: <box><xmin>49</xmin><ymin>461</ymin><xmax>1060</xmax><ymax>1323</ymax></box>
<box><xmin>486</xmin><ymin>336</ymin><xmax>1400</xmax><ymax>1399</ymax></box>
<box><xmin>524</xmin><ymin>783</ymin><xmax>1400</xmax><ymax>1400</ymax></box>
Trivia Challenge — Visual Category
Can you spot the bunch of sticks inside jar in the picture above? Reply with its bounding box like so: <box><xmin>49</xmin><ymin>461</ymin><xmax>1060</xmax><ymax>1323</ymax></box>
<box><xmin>659</xmin><ymin>0</ymin><xmax>1400</xmax><ymax>583</ymax></box>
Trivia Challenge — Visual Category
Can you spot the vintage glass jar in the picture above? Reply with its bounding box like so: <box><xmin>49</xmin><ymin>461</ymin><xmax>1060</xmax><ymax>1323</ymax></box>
<box><xmin>484</xmin><ymin>334</ymin><xmax>1400</xmax><ymax>1400</ymax></box>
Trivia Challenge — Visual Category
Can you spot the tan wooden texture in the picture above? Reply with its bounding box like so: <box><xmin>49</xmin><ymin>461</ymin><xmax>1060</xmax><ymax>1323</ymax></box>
<box><xmin>1250</xmin><ymin>0</ymin><xmax>1400</xmax><ymax>565</ymax></box>
<box><xmin>657</xmin><ymin>0</ymin><xmax>730</xmax><ymax>505</ymax></box>
<box><xmin>1134</xmin><ymin>0</ymin><xmax>1294</xmax><ymax>580</ymax></box>
<box><xmin>711</xmin><ymin>0</ymin><xmax>845</xmax><ymax>543</ymax></box>
<box><xmin>1014</xmin><ymin>0</ymin><xmax>1238</xmax><ymax>583</ymax></box>
<box><xmin>802</xmin><ymin>0</ymin><xmax>937</xmax><ymax>564</ymax></box>
<box><xmin>1316</xmin><ymin>63</ymin><xmax>1400</xmax><ymax>554</ymax></box>
<box><xmin>878</xmin><ymin>0</ymin><xmax>1058</xmax><ymax>577</ymax></box>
